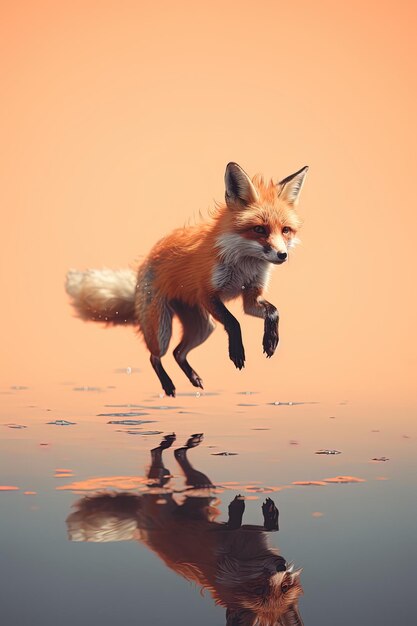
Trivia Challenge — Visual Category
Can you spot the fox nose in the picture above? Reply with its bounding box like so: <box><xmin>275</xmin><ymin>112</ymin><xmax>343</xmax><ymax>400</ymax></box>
<box><xmin>275</xmin><ymin>557</ymin><xmax>287</xmax><ymax>572</ymax></box>
<box><xmin>277</xmin><ymin>252</ymin><xmax>287</xmax><ymax>261</ymax></box>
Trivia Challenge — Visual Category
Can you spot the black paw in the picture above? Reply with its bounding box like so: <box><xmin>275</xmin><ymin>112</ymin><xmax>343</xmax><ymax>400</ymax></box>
<box><xmin>263</xmin><ymin>319</ymin><xmax>279</xmax><ymax>358</ymax></box>
<box><xmin>262</xmin><ymin>497</ymin><xmax>279</xmax><ymax>531</ymax></box>
<box><xmin>158</xmin><ymin>433</ymin><xmax>176</xmax><ymax>450</ymax></box>
<box><xmin>229</xmin><ymin>339</ymin><xmax>246</xmax><ymax>369</ymax></box>
<box><xmin>190</xmin><ymin>372</ymin><xmax>204</xmax><ymax>389</ymax></box>
<box><xmin>163</xmin><ymin>383</ymin><xmax>176</xmax><ymax>397</ymax></box>
<box><xmin>184</xmin><ymin>433</ymin><xmax>204</xmax><ymax>448</ymax></box>
<box><xmin>228</xmin><ymin>495</ymin><xmax>245</xmax><ymax>529</ymax></box>
<box><xmin>174</xmin><ymin>434</ymin><xmax>204</xmax><ymax>461</ymax></box>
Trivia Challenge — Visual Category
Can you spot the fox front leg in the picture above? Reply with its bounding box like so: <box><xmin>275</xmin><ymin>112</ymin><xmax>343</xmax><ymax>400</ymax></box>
<box><xmin>243</xmin><ymin>288</ymin><xmax>279</xmax><ymax>358</ymax></box>
<box><xmin>207</xmin><ymin>296</ymin><xmax>245</xmax><ymax>369</ymax></box>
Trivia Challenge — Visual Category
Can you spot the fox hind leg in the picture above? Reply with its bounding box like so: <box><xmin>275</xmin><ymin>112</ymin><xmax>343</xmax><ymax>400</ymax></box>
<box><xmin>139</xmin><ymin>298</ymin><xmax>176</xmax><ymax>397</ymax></box>
<box><xmin>171</xmin><ymin>301</ymin><xmax>215</xmax><ymax>389</ymax></box>
<box><xmin>150</xmin><ymin>355</ymin><xmax>176</xmax><ymax>397</ymax></box>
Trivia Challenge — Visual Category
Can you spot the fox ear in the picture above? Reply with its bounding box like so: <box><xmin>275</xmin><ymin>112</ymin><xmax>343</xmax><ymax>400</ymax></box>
<box><xmin>225</xmin><ymin>162</ymin><xmax>259</xmax><ymax>208</ymax></box>
<box><xmin>277</xmin><ymin>166</ymin><xmax>309</xmax><ymax>206</ymax></box>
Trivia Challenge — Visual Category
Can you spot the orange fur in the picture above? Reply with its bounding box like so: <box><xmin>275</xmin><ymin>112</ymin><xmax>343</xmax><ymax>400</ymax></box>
<box><xmin>139</xmin><ymin>178</ymin><xmax>302</xmax><ymax>307</ymax></box>
<box><xmin>66</xmin><ymin>162</ymin><xmax>308</xmax><ymax>395</ymax></box>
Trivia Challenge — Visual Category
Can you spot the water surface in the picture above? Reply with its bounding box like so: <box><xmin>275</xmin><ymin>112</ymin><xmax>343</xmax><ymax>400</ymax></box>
<box><xmin>1</xmin><ymin>385</ymin><xmax>416</xmax><ymax>625</ymax></box>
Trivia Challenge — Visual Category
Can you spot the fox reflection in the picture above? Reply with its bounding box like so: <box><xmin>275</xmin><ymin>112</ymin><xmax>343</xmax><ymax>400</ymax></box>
<box><xmin>66</xmin><ymin>434</ymin><xmax>304</xmax><ymax>626</ymax></box>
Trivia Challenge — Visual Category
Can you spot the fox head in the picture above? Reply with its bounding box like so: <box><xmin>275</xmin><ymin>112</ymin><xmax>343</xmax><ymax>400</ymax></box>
<box><xmin>224</xmin><ymin>566</ymin><xmax>304</xmax><ymax>625</ymax></box>
<box><xmin>220</xmin><ymin>162</ymin><xmax>308</xmax><ymax>266</ymax></box>
<box><xmin>218</xmin><ymin>546</ymin><xmax>304</xmax><ymax>626</ymax></box>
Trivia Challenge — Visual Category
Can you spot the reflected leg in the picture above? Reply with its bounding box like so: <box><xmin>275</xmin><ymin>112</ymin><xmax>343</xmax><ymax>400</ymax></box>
<box><xmin>227</xmin><ymin>495</ymin><xmax>245</xmax><ymax>529</ymax></box>
<box><xmin>262</xmin><ymin>497</ymin><xmax>279</xmax><ymax>531</ymax></box>
<box><xmin>148</xmin><ymin>433</ymin><xmax>176</xmax><ymax>488</ymax></box>
<box><xmin>174</xmin><ymin>434</ymin><xmax>213</xmax><ymax>487</ymax></box>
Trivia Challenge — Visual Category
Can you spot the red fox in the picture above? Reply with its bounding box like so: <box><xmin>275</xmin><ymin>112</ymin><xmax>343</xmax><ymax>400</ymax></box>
<box><xmin>66</xmin><ymin>162</ymin><xmax>308</xmax><ymax>396</ymax></box>
<box><xmin>67</xmin><ymin>434</ymin><xmax>304</xmax><ymax>626</ymax></box>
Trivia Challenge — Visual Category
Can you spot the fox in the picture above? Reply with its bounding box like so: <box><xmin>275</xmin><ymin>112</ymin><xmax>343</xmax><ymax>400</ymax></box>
<box><xmin>66</xmin><ymin>434</ymin><xmax>304</xmax><ymax>626</ymax></box>
<box><xmin>66</xmin><ymin>162</ymin><xmax>308</xmax><ymax>396</ymax></box>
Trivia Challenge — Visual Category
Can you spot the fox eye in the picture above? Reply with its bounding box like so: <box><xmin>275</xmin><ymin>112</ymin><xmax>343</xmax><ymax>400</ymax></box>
<box><xmin>282</xmin><ymin>226</ymin><xmax>292</xmax><ymax>235</ymax></box>
<box><xmin>253</xmin><ymin>225</ymin><xmax>267</xmax><ymax>235</ymax></box>
<box><xmin>281</xmin><ymin>582</ymin><xmax>290</xmax><ymax>594</ymax></box>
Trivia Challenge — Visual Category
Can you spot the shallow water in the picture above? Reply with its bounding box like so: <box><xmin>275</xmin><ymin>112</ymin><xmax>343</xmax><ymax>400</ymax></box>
<box><xmin>1</xmin><ymin>385</ymin><xmax>416</xmax><ymax>625</ymax></box>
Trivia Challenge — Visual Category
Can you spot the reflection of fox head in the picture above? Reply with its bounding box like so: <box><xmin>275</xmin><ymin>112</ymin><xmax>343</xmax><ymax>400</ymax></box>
<box><xmin>67</xmin><ymin>493</ymin><xmax>303</xmax><ymax>626</ymax></box>
<box><xmin>222</xmin><ymin>563</ymin><xmax>303</xmax><ymax>626</ymax></box>
<box><xmin>66</xmin><ymin>436</ymin><xmax>304</xmax><ymax>625</ymax></box>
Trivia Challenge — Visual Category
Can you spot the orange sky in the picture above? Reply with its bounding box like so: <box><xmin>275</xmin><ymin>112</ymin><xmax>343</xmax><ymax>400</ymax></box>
<box><xmin>0</xmin><ymin>0</ymin><xmax>416</xmax><ymax>404</ymax></box>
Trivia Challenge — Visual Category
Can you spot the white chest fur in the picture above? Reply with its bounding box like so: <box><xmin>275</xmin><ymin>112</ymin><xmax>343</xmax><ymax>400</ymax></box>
<box><xmin>211</xmin><ymin>233</ymin><xmax>273</xmax><ymax>298</ymax></box>
<box><xmin>211</xmin><ymin>258</ymin><xmax>271</xmax><ymax>299</ymax></box>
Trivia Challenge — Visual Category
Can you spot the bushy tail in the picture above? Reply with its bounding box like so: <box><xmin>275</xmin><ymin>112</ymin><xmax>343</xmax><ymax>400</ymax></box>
<box><xmin>65</xmin><ymin>268</ymin><xmax>137</xmax><ymax>325</ymax></box>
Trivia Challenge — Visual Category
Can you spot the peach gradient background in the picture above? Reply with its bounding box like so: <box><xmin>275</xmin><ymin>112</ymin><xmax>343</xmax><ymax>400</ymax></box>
<box><xmin>0</xmin><ymin>0</ymin><xmax>416</xmax><ymax>404</ymax></box>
